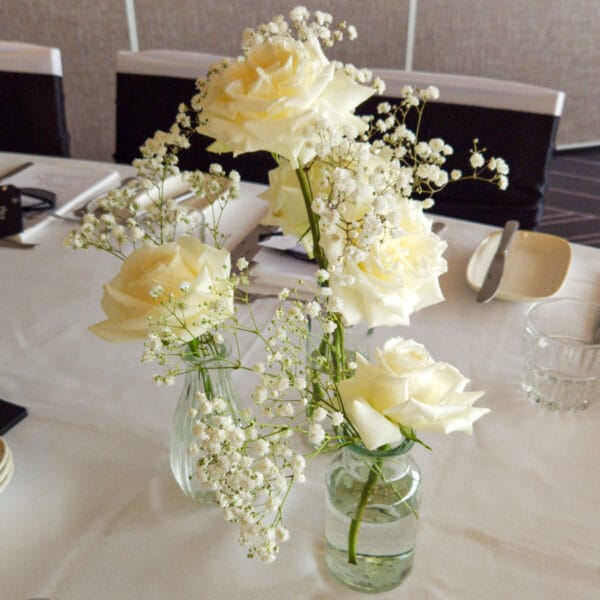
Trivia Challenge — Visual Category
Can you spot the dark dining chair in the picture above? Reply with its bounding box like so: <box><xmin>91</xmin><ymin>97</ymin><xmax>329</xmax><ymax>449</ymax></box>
<box><xmin>360</xmin><ymin>70</ymin><xmax>565</xmax><ymax>230</ymax></box>
<box><xmin>114</xmin><ymin>49</ymin><xmax>275</xmax><ymax>179</ymax></box>
<box><xmin>0</xmin><ymin>41</ymin><xmax>70</xmax><ymax>156</ymax></box>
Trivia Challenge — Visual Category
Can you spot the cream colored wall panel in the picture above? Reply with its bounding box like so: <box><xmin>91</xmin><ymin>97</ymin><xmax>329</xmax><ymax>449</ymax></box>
<box><xmin>413</xmin><ymin>0</ymin><xmax>600</xmax><ymax>146</ymax></box>
<box><xmin>0</xmin><ymin>0</ymin><xmax>130</xmax><ymax>161</ymax></box>
<box><xmin>136</xmin><ymin>0</ymin><xmax>409</xmax><ymax>69</ymax></box>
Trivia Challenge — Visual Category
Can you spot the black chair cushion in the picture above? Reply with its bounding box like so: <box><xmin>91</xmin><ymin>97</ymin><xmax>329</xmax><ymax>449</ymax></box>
<box><xmin>0</xmin><ymin>71</ymin><xmax>70</xmax><ymax>157</ymax></box>
<box><xmin>115</xmin><ymin>72</ymin><xmax>275</xmax><ymax>180</ymax></box>
<box><xmin>358</xmin><ymin>96</ymin><xmax>560</xmax><ymax>230</ymax></box>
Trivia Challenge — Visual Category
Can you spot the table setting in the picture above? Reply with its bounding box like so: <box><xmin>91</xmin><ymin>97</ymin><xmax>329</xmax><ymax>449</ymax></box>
<box><xmin>1</xmin><ymin>6</ymin><xmax>600</xmax><ymax>599</ymax></box>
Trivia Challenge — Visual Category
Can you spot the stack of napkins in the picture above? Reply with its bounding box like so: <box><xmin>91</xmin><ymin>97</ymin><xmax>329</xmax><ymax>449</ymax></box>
<box><xmin>120</xmin><ymin>173</ymin><xmax>196</xmax><ymax>213</ymax></box>
<box><xmin>84</xmin><ymin>173</ymin><xmax>196</xmax><ymax>222</ymax></box>
<box><xmin>0</xmin><ymin>437</ymin><xmax>14</xmax><ymax>495</ymax></box>
<box><xmin>248</xmin><ymin>234</ymin><xmax>317</xmax><ymax>299</ymax></box>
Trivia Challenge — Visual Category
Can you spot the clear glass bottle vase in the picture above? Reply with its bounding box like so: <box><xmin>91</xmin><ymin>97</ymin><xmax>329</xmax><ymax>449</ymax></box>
<box><xmin>170</xmin><ymin>346</ymin><xmax>242</xmax><ymax>503</ymax></box>
<box><xmin>324</xmin><ymin>439</ymin><xmax>421</xmax><ymax>592</ymax></box>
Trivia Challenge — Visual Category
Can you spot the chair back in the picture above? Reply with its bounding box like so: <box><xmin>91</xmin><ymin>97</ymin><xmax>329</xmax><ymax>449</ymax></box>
<box><xmin>0</xmin><ymin>41</ymin><xmax>70</xmax><ymax>156</ymax></box>
<box><xmin>363</xmin><ymin>70</ymin><xmax>565</xmax><ymax>229</ymax></box>
<box><xmin>114</xmin><ymin>49</ymin><xmax>274</xmax><ymax>180</ymax></box>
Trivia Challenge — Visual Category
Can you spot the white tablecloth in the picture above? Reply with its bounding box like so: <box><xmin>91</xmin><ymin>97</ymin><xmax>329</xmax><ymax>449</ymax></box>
<box><xmin>1</xmin><ymin>155</ymin><xmax>599</xmax><ymax>600</ymax></box>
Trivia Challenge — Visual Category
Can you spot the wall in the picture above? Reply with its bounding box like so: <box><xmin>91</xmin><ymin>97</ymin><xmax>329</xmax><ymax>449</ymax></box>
<box><xmin>0</xmin><ymin>0</ymin><xmax>598</xmax><ymax>162</ymax></box>
<box><xmin>413</xmin><ymin>0</ymin><xmax>600</xmax><ymax>151</ymax></box>
<box><xmin>0</xmin><ymin>0</ymin><xmax>130</xmax><ymax>161</ymax></box>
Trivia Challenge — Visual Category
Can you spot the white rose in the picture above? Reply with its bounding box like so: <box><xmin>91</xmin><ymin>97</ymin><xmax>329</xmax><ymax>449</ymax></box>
<box><xmin>90</xmin><ymin>236</ymin><xmax>232</xmax><ymax>343</ymax></box>
<box><xmin>259</xmin><ymin>159</ymin><xmax>331</xmax><ymax>250</ymax></box>
<box><xmin>338</xmin><ymin>337</ymin><xmax>489</xmax><ymax>450</ymax></box>
<box><xmin>198</xmin><ymin>35</ymin><xmax>374</xmax><ymax>168</ymax></box>
<box><xmin>326</xmin><ymin>203</ymin><xmax>448</xmax><ymax>327</ymax></box>
<box><xmin>260</xmin><ymin>146</ymin><xmax>389</xmax><ymax>255</ymax></box>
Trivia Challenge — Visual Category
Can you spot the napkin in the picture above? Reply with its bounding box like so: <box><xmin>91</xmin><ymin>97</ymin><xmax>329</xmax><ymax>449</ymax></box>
<box><xmin>248</xmin><ymin>246</ymin><xmax>317</xmax><ymax>300</ymax></box>
<box><xmin>125</xmin><ymin>173</ymin><xmax>195</xmax><ymax>213</ymax></box>
<box><xmin>87</xmin><ymin>173</ymin><xmax>224</xmax><ymax>224</ymax></box>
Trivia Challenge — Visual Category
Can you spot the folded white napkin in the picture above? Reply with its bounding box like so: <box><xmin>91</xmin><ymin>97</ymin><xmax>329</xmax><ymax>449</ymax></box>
<box><xmin>128</xmin><ymin>173</ymin><xmax>194</xmax><ymax>212</ymax></box>
<box><xmin>248</xmin><ymin>246</ymin><xmax>317</xmax><ymax>300</ymax></box>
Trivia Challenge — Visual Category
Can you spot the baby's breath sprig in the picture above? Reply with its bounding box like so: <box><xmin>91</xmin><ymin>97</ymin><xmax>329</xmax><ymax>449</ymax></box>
<box><xmin>365</xmin><ymin>88</ymin><xmax>509</xmax><ymax>201</ymax></box>
<box><xmin>64</xmin><ymin>146</ymin><xmax>239</xmax><ymax>258</ymax></box>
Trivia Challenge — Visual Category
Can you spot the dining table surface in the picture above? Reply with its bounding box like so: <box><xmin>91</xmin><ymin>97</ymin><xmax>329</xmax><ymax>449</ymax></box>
<box><xmin>1</xmin><ymin>152</ymin><xmax>599</xmax><ymax>600</ymax></box>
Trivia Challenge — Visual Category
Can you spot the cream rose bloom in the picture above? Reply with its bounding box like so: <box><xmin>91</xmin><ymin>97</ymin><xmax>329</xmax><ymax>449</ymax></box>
<box><xmin>338</xmin><ymin>337</ymin><xmax>489</xmax><ymax>451</ymax></box>
<box><xmin>259</xmin><ymin>148</ymin><xmax>388</xmax><ymax>254</ymax></box>
<box><xmin>198</xmin><ymin>35</ymin><xmax>374</xmax><ymax>168</ymax></box>
<box><xmin>259</xmin><ymin>160</ymin><xmax>329</xmax><ymax>250</ymax></box>
<box><xmin>326</xmin><ymin>202</ymin><xmax>448</xmax><ymax>328</ymax></box>
<box><xmin>90</xmin><ymin>236</ymin><xmax>232</xmax><ymax>343</ymax></box>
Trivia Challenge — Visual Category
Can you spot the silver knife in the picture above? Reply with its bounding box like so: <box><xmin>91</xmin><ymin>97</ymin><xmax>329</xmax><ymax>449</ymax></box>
<box><xmin>230</xmin><ymin>224</ymin><xmax>279</xmax><ymax>269</ymax></box>
<box><xmin>0</xmin><ymin>161</ymin><xmax>34</xmax><ymax>182</ymax></box>
<box><xmin>476</xmin><ymin>220</ymin><xmax>520</xmax><ymax>303</ymax></box>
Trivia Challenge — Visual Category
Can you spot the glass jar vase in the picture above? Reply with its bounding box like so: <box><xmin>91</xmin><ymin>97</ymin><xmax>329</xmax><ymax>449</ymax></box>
<box><xmin>324</xmin><ymin>440</ymin><xmax>421</xmax><ymax>592</ymax></box>
<box><xmin>170</xmin><ymin>345</ymin><xmax>242</xmax><ymax>503</ymax></box>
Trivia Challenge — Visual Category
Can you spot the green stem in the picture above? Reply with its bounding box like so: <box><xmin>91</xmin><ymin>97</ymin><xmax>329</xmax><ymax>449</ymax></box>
<box><xmin>295</xmin><ymin>167</ymin><xmax>327</xmax><ymax>270</ymax></box>
<box><xmin>348</xmin><ymin>457</ymin><xmax>381</xmax><ymax>564</ymax></box>
<box><xmin>188</xmin><ymin>338</ymin><xmax>200</xmax><ymax>358</ymax></box>
<box><xmin>331</xmin><ymin>314</ymin><xmax>345</xmax><ymax>383</ymax></box>
<box><xmin>199</xmin><ymin>365</ymin><xmax>214</xmax><ymax>400</ymax></box>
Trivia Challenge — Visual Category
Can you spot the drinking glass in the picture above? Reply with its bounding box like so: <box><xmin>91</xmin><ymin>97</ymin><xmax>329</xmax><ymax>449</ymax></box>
<box><xmin>522</xmin><ymin>297</ymin><xmax>600</xmax><ymax>410</ymax></box>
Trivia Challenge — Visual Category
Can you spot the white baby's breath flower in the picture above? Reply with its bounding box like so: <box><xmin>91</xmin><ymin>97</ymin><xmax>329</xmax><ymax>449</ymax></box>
<box><xmin>306</xmin><ymin>301</ymin><xmax>321</xmax><ymax>318</ymax></box>
<box><xmin>322</xmin><ymin>320</ymin><xmax>336</xmax><ymax>334</ymax></box>
<box><xmin>313</xmin><ymin>407</ymin><xmax>328</xmax><ymax>422</ymax></box>
<box><xmin>331</xmin><ymin>411</ymin><xmax>344</xmax><ymax>426</ymax></box>
<box><xmin>470</xmin><ymin>152</ymin><xmax>485</xmax><ymax>169</ymax></box>
<box><xmin>276</xmin><ymin>525</ymin><xmax>290</xmax><ymax>542</ymax></box>
<box><xmin>316</xmin><ymin>269</ymin><xmax>329</xmax><ymax>282</ymax></box>
<box><xmin>308</xmin><ymin>422</ymin><xmax>326</xmax><ymax>445</ymax></box>
<box><xmin>495</xmin><ymin>158</ymin><xmax>509</xmax><ymax>175</ymax></box>
<box><xmin>255</xmin><ymin>439</ymin><xmax>270</xmax><ymax>456</ymax></box>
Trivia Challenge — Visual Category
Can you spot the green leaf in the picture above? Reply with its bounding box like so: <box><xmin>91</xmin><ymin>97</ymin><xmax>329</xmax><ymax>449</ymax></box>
<box><xmin>399</xmin><ymin>425</ymin><xmax>432</xmax><ymax>451</ymax></box>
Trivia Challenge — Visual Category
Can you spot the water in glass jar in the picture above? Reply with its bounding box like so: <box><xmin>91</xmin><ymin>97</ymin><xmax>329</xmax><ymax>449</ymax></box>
<box><xmin>324</xmin><ymin>469</ymin><xmax>419</xmax><ymax>592</ymax></box>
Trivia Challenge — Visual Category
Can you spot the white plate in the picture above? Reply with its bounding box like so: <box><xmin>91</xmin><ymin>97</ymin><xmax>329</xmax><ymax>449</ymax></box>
<box><xmin>466</xmin><ymin>230</ymin><xmax>572</xmax><ymax>301</ymax></box>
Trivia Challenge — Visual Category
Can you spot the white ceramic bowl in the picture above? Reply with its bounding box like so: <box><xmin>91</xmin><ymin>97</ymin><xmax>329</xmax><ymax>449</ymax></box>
<box><xmin>0</xmin><ymin>438</ymin><xmax>14</xmax><ymax>494</ymax></box>
<box><xmin>466</xmin><ymin>230</ymin><xmax>572</xmax><ymax>301</ymax></box>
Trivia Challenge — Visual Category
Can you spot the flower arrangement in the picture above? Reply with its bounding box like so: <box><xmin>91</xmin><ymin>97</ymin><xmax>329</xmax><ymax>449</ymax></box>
<box><xmin>66</xmin><ymin>5</ymin><xmax>506</xmax><ymax>587</ymax></box>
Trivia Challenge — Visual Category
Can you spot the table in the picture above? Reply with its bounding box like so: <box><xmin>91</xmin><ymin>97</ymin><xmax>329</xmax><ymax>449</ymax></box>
<box><xmin>1</xmin><ymin>154</ymin><xmax>599</xmax><ymax>599</ymax></box>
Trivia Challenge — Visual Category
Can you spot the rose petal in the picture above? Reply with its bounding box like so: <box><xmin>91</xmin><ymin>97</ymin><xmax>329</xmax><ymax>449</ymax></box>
<box><xmin>343</xmin><ymin>397</ymin><xmax>405</xmax><ymax>451</ymax></box>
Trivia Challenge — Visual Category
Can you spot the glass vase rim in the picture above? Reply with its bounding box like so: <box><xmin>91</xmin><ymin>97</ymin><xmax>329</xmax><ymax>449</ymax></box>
<box><xmin>181</xmin><ymin>340</ymin><xmax>231</xmax><ymax>365</ymax></box>
<box><xmin>345</xmin><ymin>438</ymin><xmax>414</xmax><ymax>457</ymax></box>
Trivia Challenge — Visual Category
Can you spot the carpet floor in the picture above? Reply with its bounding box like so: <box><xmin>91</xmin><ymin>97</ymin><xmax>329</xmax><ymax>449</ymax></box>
<box><xmin>539</xmin><ymin>148</ymin><xmax>600</xmax><ymax>248</ymax></box>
